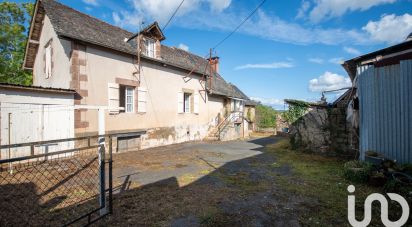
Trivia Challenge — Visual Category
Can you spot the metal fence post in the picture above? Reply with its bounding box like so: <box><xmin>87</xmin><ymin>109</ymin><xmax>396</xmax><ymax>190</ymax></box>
<box><xmin>108</xmin><ymin>136</ymin><xmax>113</xmax><ymax>214</ymax></box>
<box><xmin>98</xmin><ymin>109</ymin><xmax>106</xmax><ymax>215</ymax></box>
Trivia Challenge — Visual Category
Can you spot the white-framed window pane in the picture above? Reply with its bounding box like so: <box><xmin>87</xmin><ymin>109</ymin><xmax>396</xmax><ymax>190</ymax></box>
<box><xmin>126</xmin><ymin>88</ymin><xmax>133</xmax><ymax>96</ymax></box>
<box><xmin>235</xmin><ymin>100</ymin><xmax>240</xmax><ymax>111</ymax></box>
<box><xmin>126</xmin><ymin>104</ymin><xmax>132</xmax><ymax>112</ymax></box>
<box><xmin>184</xmin><ymin>93</ymin><xmax>190</xmax><ymax>113</ymax></box>
<box><xmin>145</xmin><ymin>39</ymin><xmax>155</xmax><ymax>58</ymax></box>
<box><xmin>125</xmin><ymin>87</ymin><xmax>134</xmax><ymax>113</ymax></box>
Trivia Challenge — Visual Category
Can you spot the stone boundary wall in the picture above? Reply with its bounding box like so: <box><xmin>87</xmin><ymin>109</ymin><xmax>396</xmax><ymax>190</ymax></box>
<box><xmin>289</xmin><ymin>106</ymin><xmax>358</xmax><ymax>156</ymax></box>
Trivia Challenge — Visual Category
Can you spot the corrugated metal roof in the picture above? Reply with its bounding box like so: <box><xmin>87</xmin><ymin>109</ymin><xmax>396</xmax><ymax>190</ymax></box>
<box><xmin>343</xmin><ymin>39</ymin><xmax>412</xmax><ymax>80</ymax></box>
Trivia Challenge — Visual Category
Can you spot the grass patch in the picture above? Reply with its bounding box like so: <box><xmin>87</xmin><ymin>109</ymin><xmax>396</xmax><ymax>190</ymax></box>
<box><xmin>198</xmin><ymin>207</ymin><xmax>236</xmax><ymax>227</ymax></box>
<box><xmin>214</xmin><ymin>171</ymin><xmax>270</xmax><ymax>193</ymax></box>
<box><xmin>266</xmin><ymin>138</ymin><xmax>383</xmax><ymax>226</ymax></box>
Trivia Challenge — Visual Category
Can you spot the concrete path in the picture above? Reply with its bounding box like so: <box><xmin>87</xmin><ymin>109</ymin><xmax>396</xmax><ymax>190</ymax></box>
<box><xmin>112</xmin><ymin>137</ymin><xmax>278</xmax><ymax>188</ymax></box>
<box><xmin>104</xmin><ymin>136</ymin><xmax>305</xmax><ymax>226</ymax></box>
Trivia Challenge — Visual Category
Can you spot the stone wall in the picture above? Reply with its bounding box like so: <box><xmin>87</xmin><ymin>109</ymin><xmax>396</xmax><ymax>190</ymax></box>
<box><xmin>289</xmin><ymin>106</ymin><xmax>358</xmax><ymax>156</ymax></box>
<box><xmin>328</xmin><ymin>107</ymin><xmax>358</xmax><ymax>155</ymax></box>
<box><xmin>275</xmin><ymin>114</ymin><xmax>289</xmax><ymax>133</ymax></box>
<box><xmin>289</xmin><ymin>107</ymin><xmax>330</xmax><ymax>152</ymax></box>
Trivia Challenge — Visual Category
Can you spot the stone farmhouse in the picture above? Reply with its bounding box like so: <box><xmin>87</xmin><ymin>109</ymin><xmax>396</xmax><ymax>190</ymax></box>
<box><xmin>21</xmin><ymin>0</ymin><xmax>256</xmax><ymax>150</ymax></box>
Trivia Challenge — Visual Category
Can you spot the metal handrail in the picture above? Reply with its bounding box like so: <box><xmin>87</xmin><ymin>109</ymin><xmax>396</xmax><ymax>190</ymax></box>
<box><xmin>216</xmin><ymin>111</ymin><xmax>244</xmax><ymax>137</ymax></box>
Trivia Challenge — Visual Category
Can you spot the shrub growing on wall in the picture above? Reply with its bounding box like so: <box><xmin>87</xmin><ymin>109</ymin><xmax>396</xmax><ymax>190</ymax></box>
<box><xmin>281</xmin><ymin>100</ymin><xmax>309</xmax><ymax>124</ymax></box>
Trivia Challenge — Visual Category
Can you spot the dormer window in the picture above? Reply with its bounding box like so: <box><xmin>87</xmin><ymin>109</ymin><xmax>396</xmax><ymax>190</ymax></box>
<box><xmin>144</xmin><ymin>38</ymin><xmax>155</xmax><ymax>58</ymax></box>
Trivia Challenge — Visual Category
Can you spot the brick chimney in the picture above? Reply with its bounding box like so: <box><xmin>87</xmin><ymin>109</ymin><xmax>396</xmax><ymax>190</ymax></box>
<box><xmin>207</xmin><ymin>56</ymin><xmax>219</xmax><ymax>74</ymax></box>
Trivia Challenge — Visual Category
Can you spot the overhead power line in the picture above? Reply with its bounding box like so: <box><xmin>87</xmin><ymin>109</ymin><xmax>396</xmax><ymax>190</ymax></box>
<box><xmin>212</xmin><ymin>0</ymin><xmax>267</xmax><ymax>50</ymax></box>
<box><xmin>162</xmin><ymin>0</ymin><xmax>185</xmax><ymax>31</ymax></box>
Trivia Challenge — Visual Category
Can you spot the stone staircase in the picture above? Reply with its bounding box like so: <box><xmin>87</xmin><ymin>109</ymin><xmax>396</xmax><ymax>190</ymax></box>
<box><xmin>205</xmin><ymin>112</ymin><xmax>242</xmax><ymax>141</ymax></box>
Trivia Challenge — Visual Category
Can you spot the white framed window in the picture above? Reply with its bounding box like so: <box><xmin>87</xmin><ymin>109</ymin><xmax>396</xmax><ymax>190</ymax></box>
<box><xmin>144</xmin><ymin>38</ymin><xmax>155</xmax><ymax>58</ymax></box>
<box><xmin>45</xmin><ymin>42</ymin><xmax>52</xmax><ymax>78</ymax></box>
<box><xmin>184</xmin><ymin>93</ymin><xmax>191</xmax><ymax>113</ymax></box>
<box><xmin>231</xmin><ymin>99</ymin><xmax>244</xmax><ymax>112</ymax></box>
<box><xmin>178</xmin><ymin>91</ymin><xmax>198</xmax><ymax>114</ymax></box>
<box><xmin>125</xmin><ymin>87</ymin><xmax>134</xmax><ymax>113</ymax></box>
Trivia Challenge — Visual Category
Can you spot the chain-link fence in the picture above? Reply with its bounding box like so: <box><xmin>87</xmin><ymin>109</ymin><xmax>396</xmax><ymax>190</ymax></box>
<box><xmin>0</xmin><ymin>135</ymin><xmax>113</xmax><ymax>226</ymax></box>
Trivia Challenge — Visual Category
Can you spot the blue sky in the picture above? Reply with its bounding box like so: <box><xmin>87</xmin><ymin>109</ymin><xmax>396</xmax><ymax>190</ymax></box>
<box><xmin>13</xmin><ymin>0</ymin><xmax>412</xmax><ymax>109</ymax></box>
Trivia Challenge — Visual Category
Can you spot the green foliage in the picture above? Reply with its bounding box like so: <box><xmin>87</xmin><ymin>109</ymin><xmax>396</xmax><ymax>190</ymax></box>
<box><xmin>281</xmin><ymin>101</ymin><xmax>309</xmax><ymax>124</ymax></box>
<box><xmin>246</xmin><ymin>108</ymin><xmax>252</xmax><ymax>121</ymax></box>
<box><xmin>343</xmin><ymin>161</ymin><xmax>373</xmax><ymax>183</ymax></box>
<box><xmin>0</xmin><ymin>1</ymin><xmax>33</xmax><ymax>85</ymax></box>
<box><xmin>255</xmin><ymin>104</ymin><xmax>277</xmax><ymax>128</ymax></box>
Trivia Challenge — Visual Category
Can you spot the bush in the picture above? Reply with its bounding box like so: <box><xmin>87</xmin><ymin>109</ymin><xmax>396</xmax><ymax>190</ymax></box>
<box><xmin>343</xmin><ymin>161</ymin><xmax>373</xmax><ymax>183</ymax></box>
<box><xmin>255</xmin><ymin>104</ymin><xmax>277</xmax><ymax>128</ymax></box>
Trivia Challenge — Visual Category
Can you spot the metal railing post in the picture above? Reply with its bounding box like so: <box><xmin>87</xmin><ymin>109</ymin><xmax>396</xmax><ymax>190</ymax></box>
<box><xmin>98</xmin><ymin>109</ymin><xmax>106</xmax><ymax>215</ymax></box>
<box><xmin>108</xmin><ymin>136</ymin><xmax>113</xmax><ymax>214</ymax></box>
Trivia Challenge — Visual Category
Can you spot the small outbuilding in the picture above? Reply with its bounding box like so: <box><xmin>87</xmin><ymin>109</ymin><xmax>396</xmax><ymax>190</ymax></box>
<box><xmin>342</xmin><ymin>35</ymin><xmax>412</xmax><ymax>163</ymax></box>
<box><xmin>0</xmin><ymin>83</ymin><xmax>75</xmax><ymax>158</ymax></box>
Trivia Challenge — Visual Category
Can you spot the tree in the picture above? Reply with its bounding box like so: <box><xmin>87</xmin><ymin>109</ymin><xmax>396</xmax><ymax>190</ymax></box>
<box><xmin>255</xmin><ymin>104</ymin><xmax>277</xmax><ymax>128</ymax></box>
<box><xmin>0</xmin><ymin>2</ymin><xmax>34</xmax><ymax>85</ymax></box>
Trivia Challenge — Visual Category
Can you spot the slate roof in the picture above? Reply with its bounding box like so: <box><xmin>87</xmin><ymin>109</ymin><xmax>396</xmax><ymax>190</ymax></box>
<box><xmin>38</xmin><ymin>0</ymin><xmax>247</xmax><ymax>99</ymax></box>
<box><xmin>229</xmin><ymin>84</ymin><xmax>257</xmax><ymax>106</ymax></box>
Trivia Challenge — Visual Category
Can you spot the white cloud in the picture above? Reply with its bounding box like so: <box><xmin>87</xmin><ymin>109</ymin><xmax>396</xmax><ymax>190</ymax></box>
<box><xmin>119</xmin><ymin>0</ymin><xmax>231</xmax><ymax>27</ymax></box>
<box><xmin>308</xmin><ymin>58</ymin><xmax>324</xmax><ymax>64</ymax></box>
<box><xmin>234</xmin><ymin>61</ymin><xmax>294</xmax><ymax>70</ymax></box>
<box><xmin>343</xmin><ymin>46</ymin><xmax>361</xmax><ymax>55</ymax></box>
<box><xmin>208</xmin><ymin>0</ymin><xmax>231</xmax><ymax>12</ymax></box>
<box><xmin>178</xmin><ymin>43</ymin><xmax>189</xmax><ymax>51</ymax></box>
<box><xmin>112</xmin><ymin>11</ymin><xmax>143</xmax><ymax>28</ymax></box>
<box><xmin>296</xmin><ymin>0</ymin><xmax>311</xmax><ymax>19</ymax></box>
<box><xmin>329</xmin><ymin>57</ymin><xmax>344</xmax><ymax>64</ymax></box>
<box><xmin>250</xmin><ymin>97</ymin><xmax>284</xmax><ymax>106</ymax></box>
<box><xmin>82</xmin><ymin>0</ymin><xmax>99</xmax><ymax>6</ymax></box>
<box><xmin>363</xmin><ymin>13</ymin><xmax>412</xmax><ymax>44</ymax></box>
<box><xmin>179</xmin><ymin>10</ymin><xmax>370</xmax><ymax>45</ymax></box>
<box><xmin>308</xmin><ymin>0</ymin><xmax>396</xmax><ymax>23</ymax></box>
<box><xmin>114</xmin><ymin>1</ymin><xmax>407</xmax><ymax>46</ymax></box>
<box><xmin>309</xmin><ymin>71</ymin><xmax>352</xmax><ymax>92</ymax></box>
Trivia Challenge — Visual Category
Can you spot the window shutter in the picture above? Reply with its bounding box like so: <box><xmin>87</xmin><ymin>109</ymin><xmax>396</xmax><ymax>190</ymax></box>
<box><xmin>194</xmin><ymin>93</ymin><xmax>199</xmax><ymax>114</ymax></box>
<box><xmin>108</xmin><ymin>83</ymin><xmax>119</xmax><ymax>113</ymax></box>
<box><xmin>177</xmin><ymin>91</ymin><xmax>184</xmax><ymax>113</ymax></box>
<box><xmin>137</xmin><ymin>87</ymin><xmax>147</xmax><ymax>113</ymax></box>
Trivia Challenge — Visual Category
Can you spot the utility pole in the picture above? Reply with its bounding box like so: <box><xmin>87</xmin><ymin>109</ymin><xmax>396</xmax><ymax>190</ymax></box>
<box><xmin>209</xmin><ymin>48</ymin><xmax>213</xmax><ymax>90</ymax></box>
